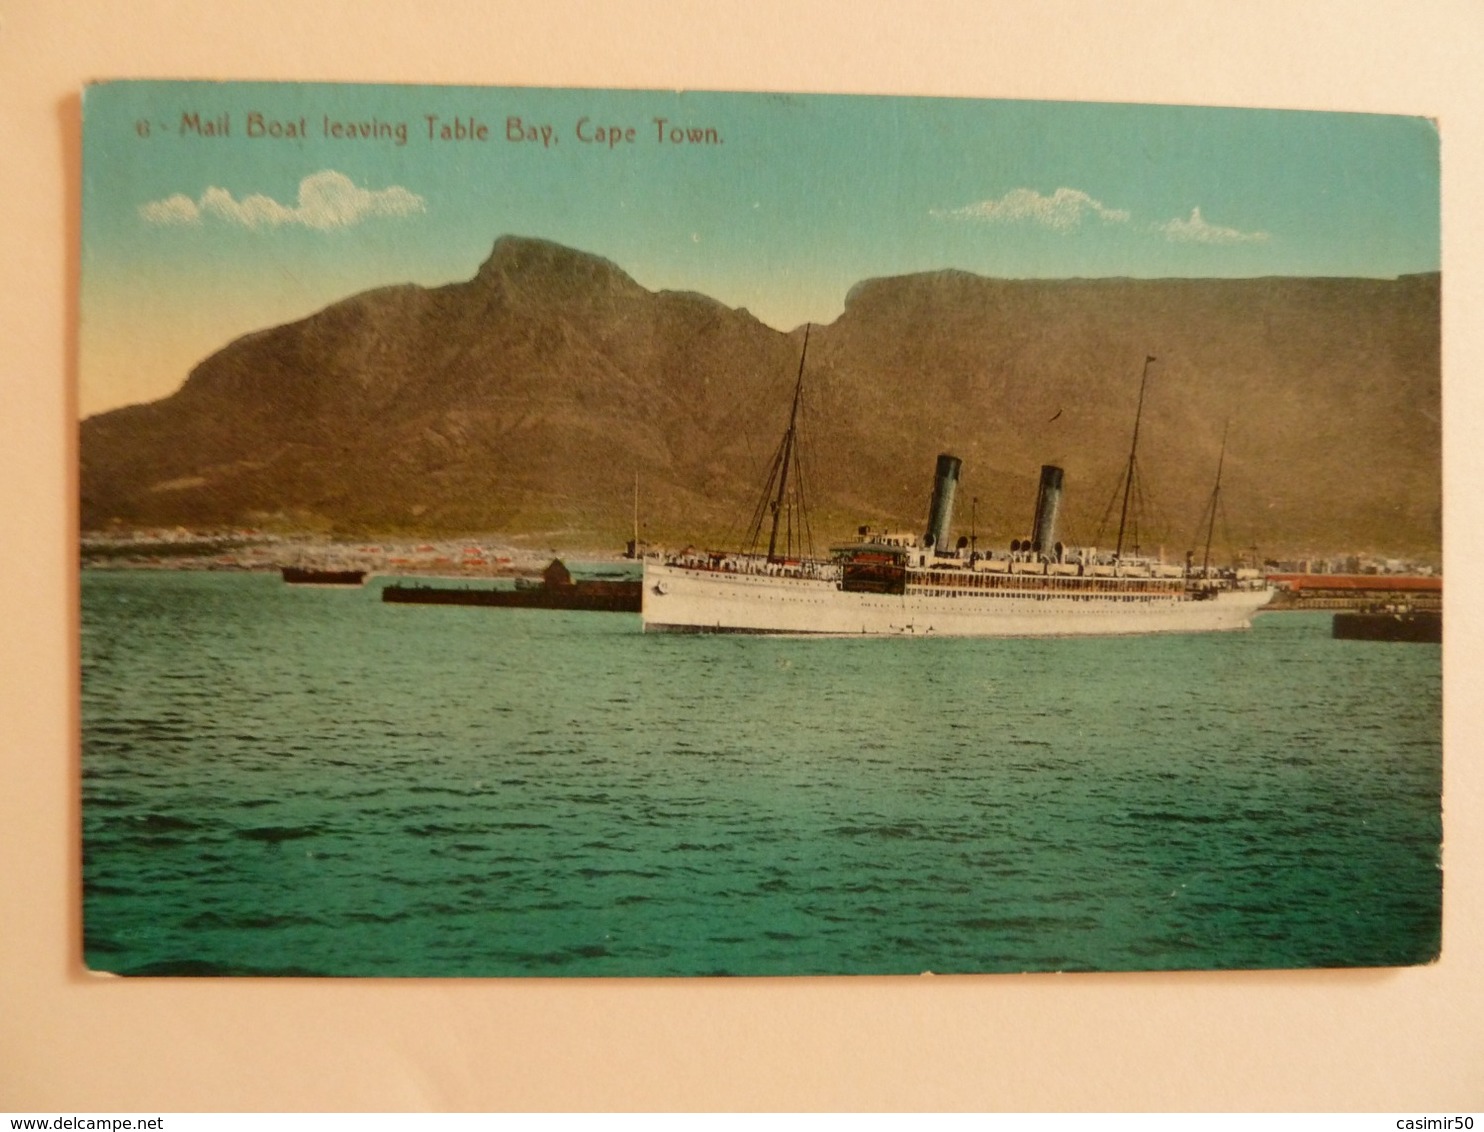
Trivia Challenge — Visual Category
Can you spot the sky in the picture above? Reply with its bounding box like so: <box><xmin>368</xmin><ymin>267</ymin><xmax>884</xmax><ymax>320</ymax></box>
<box><xmin>79</xmin><ymin>81</ymin><xmax>1440</xmax><ymax>417</ymax></box>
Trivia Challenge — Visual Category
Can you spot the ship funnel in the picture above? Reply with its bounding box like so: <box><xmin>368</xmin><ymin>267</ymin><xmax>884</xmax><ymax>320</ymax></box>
<box><xmin>924</xmin><ymin>454</ymin><xmax>962</xmax><ymax>553</ymax></box>
<box><xmin>1030</xmin><ymin>464</ymin><xmax>1064</xmax><ymax>559</ymax></box>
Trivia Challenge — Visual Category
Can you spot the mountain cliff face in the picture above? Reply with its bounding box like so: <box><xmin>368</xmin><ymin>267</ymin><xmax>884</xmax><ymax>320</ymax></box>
<box><xmin>81</xmin><ymin>236</ymin><xmax>1441</xmax><ymax>558</ymax></box>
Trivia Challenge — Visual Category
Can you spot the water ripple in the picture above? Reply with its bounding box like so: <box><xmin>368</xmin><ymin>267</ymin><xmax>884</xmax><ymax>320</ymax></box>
<box><xmin>82</xmin><ymin>572</ymin><xmax>1442</xmax><ymax>977</ymax></box>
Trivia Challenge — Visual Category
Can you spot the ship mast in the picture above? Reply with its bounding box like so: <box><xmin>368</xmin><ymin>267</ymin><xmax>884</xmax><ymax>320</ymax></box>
<box><xmin>1115</xmin><ymin>355</ymin><xmax>1156</xmax><ymax>561</ymax></box>
<box><xmin>766</xmin><ymin>324</ymin><xmax>811</xmax><ymax>562</ymax></box>
<box><xmin>1201</xmin><ymin>420</ymin><xmax>1229</xmax><ymax>577</ymax></box>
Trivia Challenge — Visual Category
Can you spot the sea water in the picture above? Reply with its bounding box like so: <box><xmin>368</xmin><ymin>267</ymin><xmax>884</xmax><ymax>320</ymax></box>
<box><xmin>81</xmin><ymin>570</ymin><xmax>1442</xmax><ymax>977</ymax></box>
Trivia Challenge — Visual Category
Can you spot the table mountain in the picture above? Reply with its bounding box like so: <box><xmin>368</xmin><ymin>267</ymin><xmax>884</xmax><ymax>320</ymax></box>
<box><xmin>81</xmin><ymin>236</ymin><xmax>1440</xmax><ymax>558</ymax></box>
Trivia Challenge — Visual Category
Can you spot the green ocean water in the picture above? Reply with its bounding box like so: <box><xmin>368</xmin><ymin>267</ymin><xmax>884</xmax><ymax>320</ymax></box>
<box><xmin>81</xmin><ymin>570</ymin><xmax>1442</xmax><ymax>977</ymax></box>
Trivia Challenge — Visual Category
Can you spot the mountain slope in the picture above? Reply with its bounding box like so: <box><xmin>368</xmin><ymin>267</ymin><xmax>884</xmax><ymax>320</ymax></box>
<box><xmin>80</xmin><ymin>236</ymin><xmax>1441</xmax><ymax>558</ymax></box>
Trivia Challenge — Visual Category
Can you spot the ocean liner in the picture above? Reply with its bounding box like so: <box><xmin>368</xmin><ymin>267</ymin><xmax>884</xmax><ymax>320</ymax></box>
<box><xmin>642</xmin><ymin>341</ymin><xmax>1272</xmax><ymax>637</ymax></box>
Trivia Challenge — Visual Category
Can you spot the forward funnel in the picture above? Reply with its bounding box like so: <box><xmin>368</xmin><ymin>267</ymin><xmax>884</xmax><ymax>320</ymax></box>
<box><xmin>924</xmin><ymin>454</ymin><xmax>962</xmax><ymax>553</ymax></box>
<box><xmin>1030</xmin><ymin>464</ymin><xmax>1064</xmax><ymax>558</ymax></box>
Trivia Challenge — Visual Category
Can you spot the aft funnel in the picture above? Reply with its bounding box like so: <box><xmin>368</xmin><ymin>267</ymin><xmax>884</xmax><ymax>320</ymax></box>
<box><xmin>924</xmin><ymin>454</ymin><xmax>962</xmax><ymax>553</ymax></box>
<box><xmin>1030</xmin><ymin>464</ymin><xmax>1064</xmax><ymax>558</ymax></box>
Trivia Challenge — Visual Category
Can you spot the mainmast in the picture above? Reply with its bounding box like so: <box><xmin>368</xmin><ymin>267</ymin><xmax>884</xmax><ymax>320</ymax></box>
<box><xmin>1115</xmin><ymin>355</ymin><xmax>1156</xmax><ymax>560</ymax></box>
<box><xmin>766</xmin><ymin>324</ymin><xmax>811</xmax><ymax>562</ymax></box>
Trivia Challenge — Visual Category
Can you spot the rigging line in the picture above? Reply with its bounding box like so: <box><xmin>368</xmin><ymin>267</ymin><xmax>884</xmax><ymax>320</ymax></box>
<box><xmin>728</xmin><ymin>385</ymin><xmax>765</xmax><ymax>551</ymax></box>
<box><xmin>1130</xmin><ymin>474</ymin><xmax>1173</xmax><ymax>555</ymax></box>
<box><xmin>742</xmin><ymin>430</ymin><xmax>788</xmax><ymax>555</ymax></box>
<box><xmin>786</xmin><ymin>366</ymin><xmax>812</xmax><ymax>560</ymax></box>
<box><xmin>766</xmin><ymin>324</ymin><xmax>812</xmax><ymax>562</ymax></box>
<box><xmin>1115</xmin><ymin>355</ymin><xmax>1156</xmax><ymax>560</ymax></box>
<box><xmin>794</xmin><ymin>381</ymin><xmax>819</xmax><ymax>561</ymax></box>
<box><xmin>1095</xmin><ymin>473</ymin><xmax>1125</xmax><ymax>544</ymax></box>
<box><xmin>797</xmin><ymin>395</ymin><xmax>821</xmax><ymax>560</ymax></box>
<box><xmin>1202</xmin><ymin>420</ymin><xmax>1229</xmax><ymax>575</ymax></box>
<box><xmin>1216</xmin><ymin>491</ymin><xmax>1238</xmax><ymax>568</ymax></box>
<box><xmin>792</xmin><ymin>446</ymin><xmax>812</xmax><ymax>560</ymax></box>
<box><xmin>1058</xmin><ymin>490</ymin><xmax>1086</xmax><ymax>550</ymax></box>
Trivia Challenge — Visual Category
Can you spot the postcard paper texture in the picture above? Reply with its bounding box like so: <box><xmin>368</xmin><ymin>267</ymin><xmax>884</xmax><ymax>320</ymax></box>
<box><xmin>79</xmin><ymin>80</ymin><xmax>1441</xmax><ymax>977</ymax></box>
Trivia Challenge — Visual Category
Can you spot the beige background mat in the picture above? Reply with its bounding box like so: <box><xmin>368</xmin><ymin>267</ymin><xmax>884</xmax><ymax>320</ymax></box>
<box><xmin>2</xmin><ymin>0</ymin><xmax>1480</xmax><ymax>1111</ymax></box>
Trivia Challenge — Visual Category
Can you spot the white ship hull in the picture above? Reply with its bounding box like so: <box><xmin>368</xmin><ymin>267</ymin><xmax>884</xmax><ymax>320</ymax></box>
<box><xmin>642</xmin><ymin>561</ymin><xmax>1273</xmax><ymax>637</ymax></box>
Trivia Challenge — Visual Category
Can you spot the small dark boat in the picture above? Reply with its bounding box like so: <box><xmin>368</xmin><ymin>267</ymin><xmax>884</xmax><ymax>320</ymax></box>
<box><xmin>1333</xmin><ymin>605</ymin><xmax>1441</xmax><ymax>643</ymax></box>
<box><xmin>281</xmin><ymin>566</ymin><xmax>367</xmax><ymax>586</ymax></box>
<box><xmin>382</xmin><ymin>558</ymin><xmax>640</xmax><ymax>613</ymax></box>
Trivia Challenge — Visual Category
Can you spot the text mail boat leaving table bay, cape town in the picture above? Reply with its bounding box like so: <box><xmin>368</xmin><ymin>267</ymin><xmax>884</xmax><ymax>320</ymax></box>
<box><xmin>642</xmin><ymin>335</ymin><xmax>1273</xmax><ymax>636</ymax></box>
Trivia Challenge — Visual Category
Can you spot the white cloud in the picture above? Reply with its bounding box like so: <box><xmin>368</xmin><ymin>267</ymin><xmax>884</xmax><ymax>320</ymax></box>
<box><xmin>1156</xmin><ymin>207</ymin><xmax>1269</xmax><ymax>245</ymax></box>
<box><xmin>139</xmin><ymin>170</ymin><xmax>425</xmax><ymax>230</ymax></box>
<box><xmin>138</xmin><ymin>194</ymin><xmax>203</xmax><ymax>226</ymax></box>
<box><xmin>931</xmin><ymin>187</ymin><xmax>1131</xmax><ymax>231</ymax></box>
<box><xmin>933</xmin><ymin>191</ymin><xmax>1274</xmax><ymax>251</ymax></box>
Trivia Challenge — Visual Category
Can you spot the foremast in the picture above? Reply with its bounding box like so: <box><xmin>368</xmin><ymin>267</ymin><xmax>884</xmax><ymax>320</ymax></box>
<box><xmin>744</xmin><ymin>325</ymin><xmax>816</xmax><ymax>564</ymax></box>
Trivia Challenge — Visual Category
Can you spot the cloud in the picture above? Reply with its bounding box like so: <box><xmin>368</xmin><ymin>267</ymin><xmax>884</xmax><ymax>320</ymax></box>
<box><xmin>1156</xmin><ymin>207</ymin><xmax>1269</xmax><ymax>244</ymax></box>
<box><xmin>138</xmin><ymin>194</ymin><xmax>203</xmax><ymax>226</ymax></box>
<box><xmin>932</xmin><ymin>191</ymin><xmax>1274</xmax><ymax>251</ymax></box>
<box><xmin>139</xmin><ymin>170</ymin><xmax>425</xmax><ymax>230</ymax></box>
<box><xmin>931</xmin><ymin>187</ymin><xmax>1131</xmax><ymax>231</ymax></box>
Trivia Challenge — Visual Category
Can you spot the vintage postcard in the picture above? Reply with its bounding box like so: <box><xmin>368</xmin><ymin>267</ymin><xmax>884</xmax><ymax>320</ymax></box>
<box><xmin>79</xmin><ymin>80</ymin><xmax>1441</xmax><ymax>977</ymax></box>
